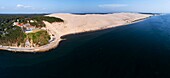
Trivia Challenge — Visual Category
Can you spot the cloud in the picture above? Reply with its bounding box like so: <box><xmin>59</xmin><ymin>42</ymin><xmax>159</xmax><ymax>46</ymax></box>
<box><xmin>16</xmin><ymin>4</ymin><xmax>46</xmax><ymax>11</ymax></box>
<box><xmin>0</xmin><ymin>7</ymin><xmax>5</xmax><ymax>9</ymax></box>
<box><xmin>42</xmin><ymin>8</ymin><xmax>46</xmax><ymax>10</ymax></box>
<box><xmin>16</xmin><ymin>4</ymin><xmax>32</xmax><ymax>8</ymax></box>
<box><xmin>98</xmin><ymin>4</ymin><xmax>128</xmax><ymax>8</ymax></box>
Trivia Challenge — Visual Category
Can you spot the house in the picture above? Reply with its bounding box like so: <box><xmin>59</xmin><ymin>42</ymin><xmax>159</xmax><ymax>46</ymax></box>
<box><xmin>18</xmin><ymin>23</ymin><xmax>24</xmax><ymax>27</ymax></box>
<box><xmin>13</xmin><ymin>22</ymin><xmax>24</xmax><ymax>27</ymax></box>
<box><xmin>17</xmin><ymin>19</ymin><xmax>19</xmax><ymax>22</ymax></box>
<box><xmin>13</xmin><ymin>22</ymin><xmax>18</xmax><ymax>26</ymax></box>
<box><xmin>23</xmin><ymin>23</ymin><xmax>30</xmax><ymax>27</ymax></box>
<box><xmin>41</xmin><ymin>27</ymin><xmax>46</xmax><ymax>30</ymax></box>
<box><xmin>25</xmin><ymin>30</ymin><xmax>33</xmax><ymax>33</ymax></box>
<box><xmin>24</xmin><ymin>25</ymin><xmax>36</xmax><ymax>33</ymax></box>
<box><xmin>30</xmin><ymin>20</ymin><xmax>35</xmax><ymax>23</ymax></box>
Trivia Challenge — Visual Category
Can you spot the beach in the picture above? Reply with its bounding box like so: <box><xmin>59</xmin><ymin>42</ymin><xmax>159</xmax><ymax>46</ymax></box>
<box><xmin>0</xmin><ymin>13</ymin><xmax>153</xmax><ymax>52</ymax></box>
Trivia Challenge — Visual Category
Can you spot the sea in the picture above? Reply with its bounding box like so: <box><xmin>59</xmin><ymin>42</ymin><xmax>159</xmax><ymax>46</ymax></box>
<box><xmin>0</xmin><ymin>14</ymin><xmax>170</xmax><ymax>78</ymax></box>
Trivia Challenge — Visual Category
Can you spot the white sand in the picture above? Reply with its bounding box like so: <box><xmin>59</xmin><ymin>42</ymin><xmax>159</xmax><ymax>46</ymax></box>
<box><xmin>46</xmin><ymin>13</ymin><xmax>152</xmax><ymax>36</ymax></box>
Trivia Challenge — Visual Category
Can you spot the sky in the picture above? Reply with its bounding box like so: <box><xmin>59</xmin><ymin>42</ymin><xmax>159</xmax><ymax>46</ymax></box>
<box><xmin>0</xmin><ymin>0</ymin><xmax>169</xmax><ymax>14</ymax></box>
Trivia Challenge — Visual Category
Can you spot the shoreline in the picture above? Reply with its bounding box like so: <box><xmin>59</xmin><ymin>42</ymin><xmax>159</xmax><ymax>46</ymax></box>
<box><xmin>0</xmin><ymin>13</ymin><xmax>153</xmax><ymax>53</ymax></box>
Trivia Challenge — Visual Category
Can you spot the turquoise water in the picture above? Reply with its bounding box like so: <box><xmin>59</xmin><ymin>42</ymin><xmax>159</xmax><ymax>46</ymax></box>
<box><xmin>0</xmin><ymin>14</ymin><xmax>170</xmax><ymax>78</ymax></box>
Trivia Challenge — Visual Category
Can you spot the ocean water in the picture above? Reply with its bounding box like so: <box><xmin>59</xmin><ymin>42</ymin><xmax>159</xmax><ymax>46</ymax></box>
<box><xmin>0</xmin><ymin>14</ymin><xmax>170</xmax><ymax>78</ymax></box>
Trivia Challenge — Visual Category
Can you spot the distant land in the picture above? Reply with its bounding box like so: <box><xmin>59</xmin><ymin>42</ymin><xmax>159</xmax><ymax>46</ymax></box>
<box><xmin>0</xmin><ymin>12</ymin><xmax>153</xmax><ymax>52</ymax></box>
<box><xmin>71</xmin><ymin>12</ymin><xmax>160</xmax><ymax>15</ymax></box>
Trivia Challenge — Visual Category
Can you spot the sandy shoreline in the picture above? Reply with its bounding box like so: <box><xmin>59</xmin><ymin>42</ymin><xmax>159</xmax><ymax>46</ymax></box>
<box><xmin>0</xmin><ymin>13</ymin><xmax>153</xmax><ymax>52</ymax></box>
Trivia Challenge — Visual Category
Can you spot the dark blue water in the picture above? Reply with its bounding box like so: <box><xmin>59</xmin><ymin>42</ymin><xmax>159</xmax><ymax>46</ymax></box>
<box><xmin>0</xmin><ymin>14</ymin><xmax>170</xmax><ymax>78</ymax></box>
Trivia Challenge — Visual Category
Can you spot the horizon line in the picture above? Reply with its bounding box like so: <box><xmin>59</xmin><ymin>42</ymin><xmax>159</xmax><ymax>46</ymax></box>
<box><xmin>0</xmin><ymin>12</ymin><xmax>163</xmax><ymax>14</ymax></box>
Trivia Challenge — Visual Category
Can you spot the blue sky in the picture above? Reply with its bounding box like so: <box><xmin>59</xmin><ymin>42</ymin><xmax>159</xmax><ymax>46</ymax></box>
<box><xmin>0</xmin><ymin>0</ymin><xmax>169</xmax><ymax>13</ymax></box>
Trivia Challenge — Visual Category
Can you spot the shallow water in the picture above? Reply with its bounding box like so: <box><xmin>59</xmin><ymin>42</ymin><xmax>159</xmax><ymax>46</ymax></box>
<box><xmin>0</xmin><ymin>14</ymin><xmax>170</xmax><ymax>78</ymax></box>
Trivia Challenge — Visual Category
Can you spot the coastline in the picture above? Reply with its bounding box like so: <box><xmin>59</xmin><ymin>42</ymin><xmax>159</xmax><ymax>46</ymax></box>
<box><xmin>0</xmin><ymin>13</ymin><xmax>153</xmax><ymax>53</ymax></box>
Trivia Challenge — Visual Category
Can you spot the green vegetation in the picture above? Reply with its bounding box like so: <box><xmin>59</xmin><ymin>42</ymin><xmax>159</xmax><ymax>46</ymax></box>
<box><xmin>29</xmin><ymin>16</ymin><xmax>64</xmax><ymax>27</ymax></box>
<box><xmin>27</xmin><ymin>30</ymin><xmax>50</xmax><ymax>46</ymax></box>
<box><xmin>31</xmin><ymin>16</ymin><xmax>64</xmax><ymax>23</ymax></box>
<box><xmin>0</xmin><ymin>14</ymin><xmax>64</xmax><ymax>47</ymax></box>
<box><xmin>0</xmin><ymin>26</ymin><xmax>25</xmax><ymax>46</ymax></box>
<box><xmin>0</xmin><ymin>16</ymin><xmax>26</xmax><ymax>46</ymax></box>
<box><xmin>29</xmin><ymin>21</ymin><xmax>46</xmax><ymax>28</ymax></box>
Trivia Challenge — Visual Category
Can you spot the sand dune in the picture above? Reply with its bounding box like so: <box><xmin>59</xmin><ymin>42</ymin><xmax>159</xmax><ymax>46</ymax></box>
<box><xmin>47</xmin><ymin>13</ymin><xmax>152</xmax><ymax>36</ymax></box>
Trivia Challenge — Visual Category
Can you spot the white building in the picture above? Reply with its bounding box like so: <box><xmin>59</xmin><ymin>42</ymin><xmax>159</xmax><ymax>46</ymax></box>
<box><xmin>30</xmin><ymin>20</ymin><xmax>35</xmax><ymax>23</ymax></box>
<box><xmin>13</xmin><ymin>22</ymin><xmax>18</xmax><ymax>26</ymax></box>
